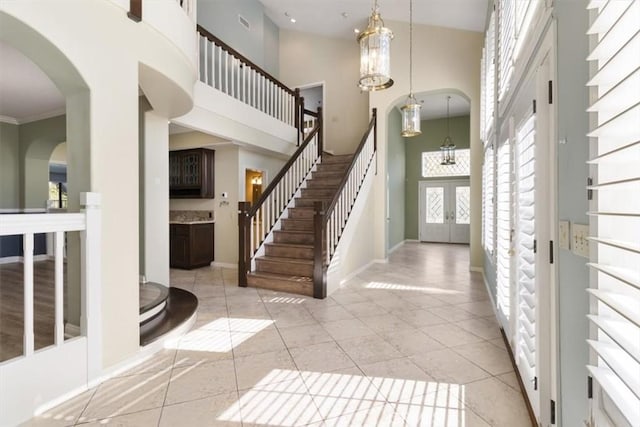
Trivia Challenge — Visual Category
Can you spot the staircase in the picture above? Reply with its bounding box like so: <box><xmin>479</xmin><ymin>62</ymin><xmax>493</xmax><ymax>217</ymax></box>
<box><xmin>246</xmin><ymin>154</ymin><xmax>352</xmax><ymax>296</ymax></box>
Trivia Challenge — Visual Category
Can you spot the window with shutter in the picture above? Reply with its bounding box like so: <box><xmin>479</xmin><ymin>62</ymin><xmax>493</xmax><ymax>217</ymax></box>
<box><xmin>515</xmin><ymin>110</ymin><xmax>537</xmax><ymax>407</ymax></box>
<box><xmin>497</xmin><ymin>138</ymin><xmax>512</xmax><ymax>321</ymax></box>
<box><xmin>498</xmin><ymin>0</ymin><xmax>515</xmax><ymax>101</ymax></box>
<box><xmin>486</xmin><ymin>12</ymin><xmax>496</xmax><ymax>138</ymax></box>
<box><xmin>483</xmin><ymin>144</ymin><xmax>495</xmax><ymax>256</ymax></box>
<box><xmin>586</xmin><ymin>1</ymin><xmax>640</xmax><ymax>426</ymax></box>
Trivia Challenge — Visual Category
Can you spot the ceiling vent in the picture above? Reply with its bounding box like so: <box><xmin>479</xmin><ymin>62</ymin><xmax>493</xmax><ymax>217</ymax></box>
<box><xmin>238</xmin><ymin>15</ymin><xmax>250</xmax><ymax>30</ymax></box>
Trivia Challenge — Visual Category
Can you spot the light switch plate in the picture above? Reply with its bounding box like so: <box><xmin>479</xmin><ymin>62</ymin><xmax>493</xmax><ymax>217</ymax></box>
<box><xmin>559</xmin><ymin>220</ymin><xmax>570</xmax><ymax>250</ymax></box>
<box><xmin>571</xmin><ymin>223</ymin><xmax>589</xmax><ymax>258</ymax></box>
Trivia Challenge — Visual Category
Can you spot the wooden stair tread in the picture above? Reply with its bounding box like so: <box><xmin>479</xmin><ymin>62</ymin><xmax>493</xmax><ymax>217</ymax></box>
<box><xmin>265</xmin><ymin>242</ymin><xmax>313</xmax><ymax>249</ymax></box>
<box><xmin>257</xmin><ymin>256</ymin><xmax>313</xmax><ymax>265</ymax></box>
<box><xmin>249</xmin><ymin>271</ymin><xmax>312</xmax><ymax>281</ymax></box>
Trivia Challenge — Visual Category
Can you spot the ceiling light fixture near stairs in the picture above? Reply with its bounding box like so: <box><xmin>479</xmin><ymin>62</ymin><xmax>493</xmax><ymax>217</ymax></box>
<box><xmin>357</xmin><ymin>0</ymin><xmax>394</xmax><ymax>91</ymax></box>
<box><xmin>440</xmin><ymin>95</ymin><xmax>457</xmax><ymax>165</ymax></box>
<box><xmin>401</xmin><ymin>0</ymin><xmax>421</xmax><ymax>137</ymax></box>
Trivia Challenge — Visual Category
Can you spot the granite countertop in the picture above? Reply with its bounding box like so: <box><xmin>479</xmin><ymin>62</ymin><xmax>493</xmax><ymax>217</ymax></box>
<box><xmin>169</xmin><ymin>210</ymin><xmax>215</xmax><ymax>224</ymax></box>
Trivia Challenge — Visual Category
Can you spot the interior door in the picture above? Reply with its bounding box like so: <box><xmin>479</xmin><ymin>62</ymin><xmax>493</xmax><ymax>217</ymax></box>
<box><xmin>419</xmin><ymin>180</ymin><xmax>470</xmax><ymax>244</ymax></box>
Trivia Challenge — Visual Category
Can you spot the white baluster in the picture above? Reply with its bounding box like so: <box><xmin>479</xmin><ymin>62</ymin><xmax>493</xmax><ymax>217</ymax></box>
<box><xmin>23</xmin><ymin>232</ymin><xmax>34</xmax><ymax>356</ymax></box>
<box><xmin>55</xmin><ymin>231</ymin><xmax>64</xmax><ymax>346</ymax></box>
<box><xmin>203</xmin><ymin>37</ymin><xmax>209</xmax><ymax>86</ymax></box>
<box><xmin>217</xmin><ymin>46</ymin><xmax>222</xmax><ymax>90</ymax></box>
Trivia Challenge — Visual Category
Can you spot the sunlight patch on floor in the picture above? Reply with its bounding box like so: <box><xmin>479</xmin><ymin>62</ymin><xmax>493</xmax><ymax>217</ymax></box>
<box><xmin>218</xmin><ymin>369</ymin><xmax>466</xmax><ymax>426</ymax></box>
<box><xmin>165</xmin><ymin>318</ymin><xmax>274</xmax><ymax>353</ymax></box>
<box><xmin>266</xmin><ymin>296</ymin><xmax>307</xmax><ymax>304</ymax></box>
<box><xmin>366</xmin><ymin>281</ymin><xmax>462</xmax><ymax>295</ymax></box>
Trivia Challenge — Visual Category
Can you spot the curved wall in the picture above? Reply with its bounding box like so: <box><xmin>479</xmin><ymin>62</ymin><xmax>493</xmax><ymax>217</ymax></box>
<box><xmin>0</xmin><ymin>0</ymin><xmax>197</xmax><ymax>368</ymax></box>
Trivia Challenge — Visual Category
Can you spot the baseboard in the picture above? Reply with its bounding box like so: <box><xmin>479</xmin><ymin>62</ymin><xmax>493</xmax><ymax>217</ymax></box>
<box><xmin>388</xmin><ymin>240</ymin><xmax>406</xmax><ymax>254</ymax></box>
<box><xmin>211</xmin><ymin>261</ymin><xmax>237</xmax><ymax>269</ymax></box>
<box><xmin>404</xmin><ymin>239</ymin><xmax>419</xmax><ymax>243</ymax></box>
<box><xmin>0</xmin><ymin>254</ymin><xmax>50</xmax><ymax>265</ymax></box>
<box><xmin>64</xmin><ymin>323</ymin><xmax>81</xmax><ymax>339</ymax></box>
<box><xmin>481</xmin><ymin>270</ymin><xmax>500</xmax><ymax>321</ymax></box>
<box><xmin>500</xmin><ymin>328</ymin><xmax>538</xmax><ymax>427</ymax></box>
<box><xmin>469</xmin><ymin>266</ymin><xmax>483</xmax><ymax>273</ymax></box>
<box><xmin>338</xmin><ymin>260</ymin><xmax>376</xmax><ymax>286</ymax></box>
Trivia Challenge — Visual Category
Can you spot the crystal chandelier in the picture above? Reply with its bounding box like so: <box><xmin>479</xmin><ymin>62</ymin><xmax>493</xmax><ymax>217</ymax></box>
<box><xmin>401</xmin><ymin>0</ymin><xmax>421</xmax><ymax>137</ymax></box>
<box><xmin>440</xmin><ymin>96</ymin><xmax>456</xmax><ymax>165</ymax></box>
<box><xmin>357</xmin><ymin>0</ymin><xmax>394</xmax><ymax>91</ymax></box>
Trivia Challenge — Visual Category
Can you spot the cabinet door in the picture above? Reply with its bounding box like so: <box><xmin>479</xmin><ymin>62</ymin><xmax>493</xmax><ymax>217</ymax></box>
<box><xmin>170</xmin><ymin>225</ymin><xmax>189</xmax><ymax>268</ymax></box>
<box><xmin>189</xmin><ymin>223</ymin><xmax>214</xmax><ymax>267</ymax></box>
<box><xmin>169</xmin><ymin>152</ymin><xmax>181</xmax><ymax>187</ymax></box>
<box><xmin>181</xmin><ymin>152</ymin><xmax>201</xmax><ymax>187</ymax></box>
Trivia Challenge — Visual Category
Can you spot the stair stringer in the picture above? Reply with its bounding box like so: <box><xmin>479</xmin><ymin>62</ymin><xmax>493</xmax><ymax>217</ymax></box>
<box><xmin>250</xmin><ymin>160</ymin><xmax>320</xmax><ymax>271</ymax></box>
<box><xmin>325</xmin><ymin>154</ymin><xmax>377</xmax><ymax>296</ymax></box>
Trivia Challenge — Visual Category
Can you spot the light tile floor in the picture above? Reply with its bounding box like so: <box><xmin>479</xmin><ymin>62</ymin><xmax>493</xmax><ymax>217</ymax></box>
<box><xmin>24</xmin><ymin>243</ymin><xmax>532</xmax><ymax>426</ymax></box>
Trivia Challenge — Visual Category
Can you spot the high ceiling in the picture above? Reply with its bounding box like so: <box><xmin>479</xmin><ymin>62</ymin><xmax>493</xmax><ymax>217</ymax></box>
<box><xmin>0</xmin><ymin>1</ymin><xmax>486</xmax><ymax>124</ymax></box>
<box><xmin>407</xmin><ymin>92</ymin><xmax>470</xmax><ymax>121</ymax></box>
<box><xmin>260</xmin><ymin>0</ymin><xmax>489</xmax><ymax>39</ymax></box>
<box><xmin>0</xmin><ymin>42</ymin><xmax>65</xmax><ymax>124</ymax></box>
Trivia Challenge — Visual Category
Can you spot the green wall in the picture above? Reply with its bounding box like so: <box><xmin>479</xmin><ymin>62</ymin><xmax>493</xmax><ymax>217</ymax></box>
<box><xmin>387</xmin><ymin>108</ymin><xmax>405</xmax><ymax>251</ymax></box>
<box><xmin>405</xmin><ymin>115</ymin><xmax>470</xmax><ymax>240</ymax></box>
<box><xmin>0</xmin><ymin>122</ymin><xmax>20</xmax><ymax>208</ymax></box>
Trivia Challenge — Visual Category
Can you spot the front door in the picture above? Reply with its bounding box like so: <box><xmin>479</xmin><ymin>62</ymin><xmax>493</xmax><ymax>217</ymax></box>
<box><xmin>418</xmin><ymin>180</ymin><xmax>470</xmax><ymax>244</ymax></box>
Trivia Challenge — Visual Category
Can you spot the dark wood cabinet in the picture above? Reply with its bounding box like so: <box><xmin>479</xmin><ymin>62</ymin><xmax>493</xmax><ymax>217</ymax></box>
<box><xmin>169</xmin><ymin>148</ymin><xmax>215</xmax><ymax>198</ymax></box>
<box><xmin>170</xmin><ymin>223</ymin><xmax>214</xmax><ymax>269</ymax></box>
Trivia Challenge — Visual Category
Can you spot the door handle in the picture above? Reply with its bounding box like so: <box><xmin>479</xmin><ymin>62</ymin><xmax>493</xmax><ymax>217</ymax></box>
<box><xmin>445</xmin><ymin>212</ymin><xmax>449</xmax><ymax>221</ymax></box>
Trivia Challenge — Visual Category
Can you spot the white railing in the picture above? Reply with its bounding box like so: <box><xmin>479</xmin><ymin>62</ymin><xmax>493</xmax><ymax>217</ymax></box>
<box><xmin>239</xmin><ymin>118</ymin><xmax>322</xmax><ymax>285</ymax></box>
<box><xmin>197</xmin><ymin>26</ymin><xmax>299</xmax><ymax>128</ymax></box>
<box><xmin>0</xmin><ymin>193</ymin><xmax>102</xmax><ymax>376</ymax></box>
<box><xmin>323</xmin><ymin>112</ymin><xmax>377</xmax><ymax>265</ymax></box>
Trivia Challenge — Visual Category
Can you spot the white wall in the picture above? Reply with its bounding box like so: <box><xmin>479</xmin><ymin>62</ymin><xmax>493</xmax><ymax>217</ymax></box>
<box><xmin>1</xmin><ymin>0</ymin><xmax>196</xmax><ymax>369</ymax></box>
<box><xmin>369</xmin><ymin>22</ymin><xmax>483</xmax><ymax>268</ymax></box>
<box><xmin>279</xmin><ymin>30</ymin><xmax>370</xmax><ymax>155</ymax></box>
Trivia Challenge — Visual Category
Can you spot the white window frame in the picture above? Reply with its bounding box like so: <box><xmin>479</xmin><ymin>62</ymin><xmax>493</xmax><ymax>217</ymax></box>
<box><xmin>586</xmin><ymin>1</ymin><xmax>640</xmax><ymax>426</ymax></box>
<box><xmin>483</xmin><ymin>141</ymin><xmax>496</xmax><ymax>259</ymax></box>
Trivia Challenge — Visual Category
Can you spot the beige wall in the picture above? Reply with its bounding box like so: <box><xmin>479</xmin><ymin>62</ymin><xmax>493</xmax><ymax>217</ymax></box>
<box><xmin>278</xmin><ymin>30</ymin><xmax>370</xmax><ymax>155</ymax></box>
<box><xmin>0</xmin><ymin>122</ymin><xmax>19</xmax><ymax>208</ymax></box>
<box><xmin>369</xmin><ymin>22</ymin><xmax>484</xmax><ymax>269</ymax></box>
<box><xmin>169</xmin><ymin>132</ymin><xmax>286</xmax><ymax>266</ymax></box>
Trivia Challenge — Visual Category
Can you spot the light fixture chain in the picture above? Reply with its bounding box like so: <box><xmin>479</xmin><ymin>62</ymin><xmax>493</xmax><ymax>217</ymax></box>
<box><xmin>409</xmin><ymin>0</ymin><xmax>413</xmax><ymax>95</ymax></box>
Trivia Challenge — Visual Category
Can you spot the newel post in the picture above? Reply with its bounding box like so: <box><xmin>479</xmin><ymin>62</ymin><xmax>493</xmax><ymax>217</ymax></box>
<box><xmin>372</xmin><ymin>108</ymin><xmax>378</xmax><ymax>175</ymax></box>
<box><xmin>313</xmin><ymin>201</ymin><xmax>326</xmax><ymax>299</ymax></box>
<box><xmin>238</xmin><ymin>202</ymin><xmax>251</xmax><ymax>287</ymax></box>
<box><xmin>317</xmin><ymin>107</ymin><xmax>324</xmax><ymax>159</ymax></box>
<box><xmin>80</xmin><ymin>192</ymin><xmax>102</xmax><ymax>382</ymax></box>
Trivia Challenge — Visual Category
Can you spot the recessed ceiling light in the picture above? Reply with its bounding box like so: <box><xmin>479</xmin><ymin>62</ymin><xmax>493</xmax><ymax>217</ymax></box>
<box><xmin>290</xmin><ymin>18</ymin><xmax>296</xmax><ymax>23</ymax></box>
<box><xmin>354</xmin><ymin>28</ymin><xmax>360</xmax><ymax>34</ymax></box>
<box><xmin>284</xmin><ymin>12</ymin><xmax>296</xmax><ymax>23</ymax></box>
<box><xmin>342</xmin><ymin>12</ymin><xmax>349</xmax><ymax>18</ymax></box>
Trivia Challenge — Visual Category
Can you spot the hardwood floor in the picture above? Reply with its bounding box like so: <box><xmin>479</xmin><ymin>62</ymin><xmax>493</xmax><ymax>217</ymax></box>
<box><xmin>0</xmin><ymin>260</ymin><xmax>62</xmax><ymax>362</ymax></box>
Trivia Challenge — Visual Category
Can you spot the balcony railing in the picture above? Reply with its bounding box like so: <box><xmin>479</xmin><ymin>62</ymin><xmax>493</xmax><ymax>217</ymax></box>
<box><xmin>197</xmin><ymin>25</ymin><xmax>306</xmax><ymax>143</ymax></box>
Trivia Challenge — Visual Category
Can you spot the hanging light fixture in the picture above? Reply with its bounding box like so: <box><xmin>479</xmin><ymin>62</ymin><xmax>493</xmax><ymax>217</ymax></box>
<box><xmin>440</xmin><ymin>96</ymin><xmax>457</xmax><ymax>165</ymax></box>
<box><xmin>357</xmin><ymin>0</ymin><xmax>394</xmax><ymax>91</ymax></box>
<box><xmin>401</xmin><ymin>0</ymin><xmax>421</xmax><ymax>137</ymax></box>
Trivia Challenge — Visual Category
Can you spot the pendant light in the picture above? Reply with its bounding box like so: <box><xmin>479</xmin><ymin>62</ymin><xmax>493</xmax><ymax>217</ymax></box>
<box><xmin>401</xmin><ymin>0</ymin><xmax>421</xmax><ymax>137</ymax></box>
<box><xmin>440</xmin><ymin>96</ymin><xmax>457</xmax><ymax>165</ymax></box>
<box><xmin>357</xmin><ymin>0</ymin><xmax>394</xmax><ymax>91</ymax></box>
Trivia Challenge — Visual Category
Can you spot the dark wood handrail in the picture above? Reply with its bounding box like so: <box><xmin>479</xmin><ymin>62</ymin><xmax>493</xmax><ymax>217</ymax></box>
<box><xmin>248</xmin><ymin>108</ymin><xmax>323</xmax><ymax>218</ymax></box>
<box><xmin>197</xmin><ymin>25</ymin><xmax>295</xmax><ymax>96</ymax></box>
<box><xmin>323</xmin><ymin>108</ymin><xmax>377</xmax><ymax>219</ymax></box>
<box><xmin>304</xmin><ymin>109</ymin><xmax>319</xmax><ymax>118</ymax></box>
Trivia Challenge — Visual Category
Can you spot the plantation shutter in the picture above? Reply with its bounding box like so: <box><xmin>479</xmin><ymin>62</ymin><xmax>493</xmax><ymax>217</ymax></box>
<box><xmin>486</xmin><ymin>12</ymin><xmax>496</xmax><ymax>137</ymax></box>
<box><xmin>498</xmin><ymin>0</ymin><xmax>515</xmax><ymax>101</ymax></box>
<box><xmin>497</xmin><ymin>139</ymin><xmax>512</xmax><ymax>319</ymax></box>
<box><xmin>586</xmin><ymin>1</ymin><xmax>640</xmax><ymax>425</ymax></box>
<box><xmin>483</xmin><ymin>144</ymin><xmax>495</xmax><ymax>255</ymax></box>
<box><xmin>516</xmin><ymin>111</ymin><xmax>537</xmax><ymax>401</ymax></box>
